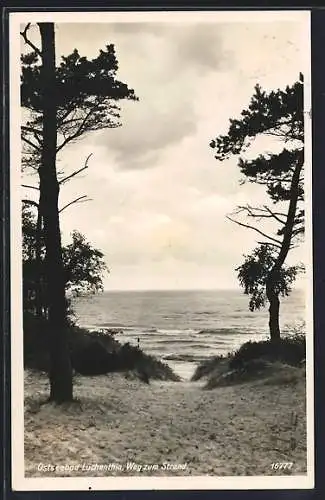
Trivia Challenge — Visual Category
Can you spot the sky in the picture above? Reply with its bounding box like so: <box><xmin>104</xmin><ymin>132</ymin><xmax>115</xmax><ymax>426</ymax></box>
<box><xmin>20</xmin><ymin>13</ymin><xmax>310</xmax><ymax>291</ymax></box>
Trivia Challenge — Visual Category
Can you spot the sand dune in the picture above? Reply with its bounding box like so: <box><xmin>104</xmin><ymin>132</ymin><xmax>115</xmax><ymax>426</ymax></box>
<box><xmin>24</xmin><ymin>369</ymin><xmax>307</xmax><ymax>477</ymax></box>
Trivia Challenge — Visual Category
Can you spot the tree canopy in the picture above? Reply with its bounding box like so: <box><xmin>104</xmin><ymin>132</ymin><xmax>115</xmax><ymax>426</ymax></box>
<box><xmin>22</xmin><ymin>203</ymin><xmax>108</xmax><ymax>315</ymax></box>
<box><xmin>62</xmin><ymin>230</ymin><xmax>109</xmax><ymax>297</ymax></box>
<box><xmin>21</xmin><ymin>28</ymin><xmax>138</xmax><ymax>162</ymax></box>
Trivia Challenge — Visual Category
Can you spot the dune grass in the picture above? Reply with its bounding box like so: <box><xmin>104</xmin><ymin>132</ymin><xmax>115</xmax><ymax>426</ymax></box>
<box><xmin>192</xmin><ymin>333</ymin><xmax>306</xmax><ymax>389</ymax></box>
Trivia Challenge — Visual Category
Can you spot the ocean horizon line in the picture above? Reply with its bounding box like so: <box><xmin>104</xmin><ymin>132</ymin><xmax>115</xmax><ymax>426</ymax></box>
<box><xmin>100</xmin><ymin>287</ymin><xmax>304</xmax><ymax>294</ymax></box>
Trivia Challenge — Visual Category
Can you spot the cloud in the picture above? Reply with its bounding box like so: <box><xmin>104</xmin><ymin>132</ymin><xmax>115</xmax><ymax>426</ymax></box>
<box><xmin>95</xmin><ymin>97</ymin><xmax>197</xmax><ymax>170</ymax></box>
<box><xmin>44</xmin><ymin>17</ymin><xmax>308</xmax><ymax>290</ymax></box>
<box><xmin>91</xmin><ymin>23</ymin><xmax>232</xmax><ymax>170</ymax></box>
<box><xmin>170</xmin><ymin>24</ymin><xmax>233</xmax><ymax>72</ymax></box>
<box><xmin>109</xmin><ymin>22</ymin><xmax>232</xmax><ymax>71</ymax></box>
<box><xmin>107</xmin><ymin>22</ymin><xmax>166</xmax><ymax>35</ymax></box>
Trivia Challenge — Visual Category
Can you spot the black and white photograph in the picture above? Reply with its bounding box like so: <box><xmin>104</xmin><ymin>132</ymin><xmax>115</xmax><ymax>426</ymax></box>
<box><xmin>10</xmin><ymin>10</ymin><xmax>313</xmax><ymax>491</ymax></box>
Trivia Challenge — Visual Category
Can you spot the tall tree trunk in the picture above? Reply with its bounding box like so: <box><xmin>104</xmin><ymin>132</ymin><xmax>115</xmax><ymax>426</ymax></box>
<box><xmin>266</xmin><ymin>279</ymin><xmax>281</xmax><ymax>342</ymax></box>
<box><xmin>35</xmin><ymin>192</ymin><xmax>43</xmax><ymax>318</ymax></box>
<box><xmin>39</xmin><ymin>23</ymin><xmax>73</xmax><ymax>402</ymax></box>
<box><xmin>266</xmin><ymin>150</ymin><xmax>304</xmax><ymax>342</ymax></box>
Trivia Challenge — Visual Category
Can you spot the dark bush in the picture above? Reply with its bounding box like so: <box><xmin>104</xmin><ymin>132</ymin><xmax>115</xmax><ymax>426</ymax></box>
<box><xmin>71</xmin><ymin>340</ymin><xmax>119</xmax><ymax>375</ymax></box>
<box><xmin>112</xmin><ymin>342</ymin><xmax>180</xmax><ymax>381</ymax></box>
<box><xmin>229</xmin><ymin>335</ymin><xmax>305</xmax><ymax>369</ymax></box>
<box><xmin>23</xmin><ymin>313</ymin><xmax>51</xmax><ymax>371</ymax></box>
<box><xmin>23</xmin><ymin>312</ymin><xmax>179</xmax><ymax>381</ymax></box>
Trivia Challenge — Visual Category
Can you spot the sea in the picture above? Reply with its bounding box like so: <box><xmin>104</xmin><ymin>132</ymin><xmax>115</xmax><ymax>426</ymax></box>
<box><xmin>72</xmin><ymin>289</ymin><xmax>305</xmax><ymax>380</ymax></box>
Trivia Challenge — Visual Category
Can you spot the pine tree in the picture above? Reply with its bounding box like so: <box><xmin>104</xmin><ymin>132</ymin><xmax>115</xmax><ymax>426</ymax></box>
<box><xmin>210</xmin><ymin>76</ymin><xmax>305</xmax><ymax>341</ymax></box>
<box><xmin>20</xmin><ymin>22</ymin><xmax>137</xmax><ymax>401</ymax></box>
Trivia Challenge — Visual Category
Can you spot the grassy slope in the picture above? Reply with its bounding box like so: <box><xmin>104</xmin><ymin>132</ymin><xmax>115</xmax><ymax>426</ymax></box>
<box><xmin>192</xmin><ymin>335</ymin><xmax>306</xmax><ymax>389</ymax></box>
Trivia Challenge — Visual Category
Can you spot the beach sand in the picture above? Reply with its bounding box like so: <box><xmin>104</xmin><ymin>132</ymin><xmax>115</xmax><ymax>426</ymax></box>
<box><xmin>24</xmin><ymin>369</ymin><xmax>307</xmax><ymax>477</ymax></box>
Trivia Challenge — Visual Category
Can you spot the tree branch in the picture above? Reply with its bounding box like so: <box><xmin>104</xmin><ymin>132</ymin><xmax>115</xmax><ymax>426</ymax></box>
<box><xmin>235</xmin><ymin>204</ymin><xmax>287</xmax><ymax>225</ymax></box>
<box><xmin>226</xmin><ymin>215</ymin><xmax>282</xmax><ymax>246</ymax></box>
<box><xmin>21</xmin><ymin>125</ymin><xmax>42</xmax><ymax>135</ymax></box>
<box><xmin>59</xmin><ymin>195</ymin><xmax>91</xmax><ymax>213</ymax></box>
<box><xmin>22</xmin><ymin>125</ymin><xmax>43</xmax><ymax>145</ymax></box>
<box><xmin>22</xmin><ymin>184</ymin><xmax>39</xmax><ymax>191</ymax></box>
<box><xmin>261</xmin><ymin>205</ymin><xmax>287</xmax><ymax>225</ymax></box>
<box><xmin>257</xmin><ymin>241</ymin><xmax>282</xmax><ymax>250</ymax></box>
<box><xmin>22</xmin><ymin>135</ymin><xmax>41</xmax><ymax>152</ymax></box>
<box><xmin>20</xmin><ymin>23</ymin><xmax>42</xmax><ymax>57</ymax></box>
<box><xmin>57</xmin><ymin>108</ymin><xmax>76</xmax><ymax>128</ymax></box>
<box><xmin>59</xmin><ymin>153</ymin><xmax>93</xmax><ymax>185</ymax></box>
<box><xmin>56</xmin><ymin>98</ymin><xmax>105</xmax><ymax>153</ymax></box>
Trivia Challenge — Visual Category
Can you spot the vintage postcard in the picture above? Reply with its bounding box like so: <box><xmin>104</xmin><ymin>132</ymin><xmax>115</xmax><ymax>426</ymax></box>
<box><xmin>10</xmin><ymin>9</ymin><xmax>313</xmax><ymax>491</ymax></box>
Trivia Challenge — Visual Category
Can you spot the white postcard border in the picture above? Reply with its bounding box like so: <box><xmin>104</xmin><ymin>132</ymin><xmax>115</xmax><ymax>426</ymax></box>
<box><xmin>9</xmin><ymin>9</ymin><xmax>314</xmax><ymax>492</ymax></box>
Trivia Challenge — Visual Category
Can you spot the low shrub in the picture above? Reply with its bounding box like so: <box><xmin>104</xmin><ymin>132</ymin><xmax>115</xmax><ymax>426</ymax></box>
<box><xmin>229</xmin><ymin>335</ymin><xmax>305</xmax><ymax>369</ymax></box>
<box><xmin>205</xmin><ymin>360</ymin><xmax>305</xmax><ymax>390</ymax></box>
<box><xmin>191</xmin><ymin>331</ymin><xmax>306</xmax><ymax>389</ymax></box>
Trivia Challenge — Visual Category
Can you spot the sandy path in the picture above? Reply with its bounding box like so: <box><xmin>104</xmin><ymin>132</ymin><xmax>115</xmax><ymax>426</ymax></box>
<box><xmin>24</xmin><ymin>370</ymin><xmax>307</xmax><ymax>477</ymax></box>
